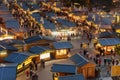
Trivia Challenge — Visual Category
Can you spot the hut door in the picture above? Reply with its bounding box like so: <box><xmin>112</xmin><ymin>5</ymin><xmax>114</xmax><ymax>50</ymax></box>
<box><xmin>87</xmin><ymin>67</ymin><xmax>94</xmax><ymax>78</ymax></box>
<box><xmin>50</xmin><ymin>52</ymin><xmax>55</xmax><ymax>59</ymax></box>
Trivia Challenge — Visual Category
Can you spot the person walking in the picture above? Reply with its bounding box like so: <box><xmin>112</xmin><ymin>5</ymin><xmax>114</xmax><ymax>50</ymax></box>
<box><xmin>32</xmin><ymin>73</ymin><xmax>38</xmax><ymax>80</ymax></box>
<box><xmin>42</xmin><ymin>60</ymin><xmax>45</xmax><ymax>68</ymax></box>
<box><xmin>35</xmin><ymin>62</ymin><xmax>38</xmax><ymax>70</ymax></box>
<box><xmin>30</xmin><ymin>70</ymin><xmax>33</xmax><ymax>78</ymax></box>
<box><xmin>26</xmin><ymin>70</ymin><xmax>29</xmax><ymax>77</ymax></box>
<box><xmin>80</xmin><ymin>43</ymin><xmax>83</xmax><ymax>48</ymax></box>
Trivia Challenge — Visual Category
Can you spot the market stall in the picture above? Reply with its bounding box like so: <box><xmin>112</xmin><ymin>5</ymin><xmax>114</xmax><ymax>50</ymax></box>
<box><xmin>51</xmin><ymin>64</ymin><xmax>76</xmax><ymax>80</ymax></box>
<box><xmin>0</xmin><ymin>45</ymin><xmax>18</xmax><ymax>62</ymax></box>
<box><xmin>0</xmin><ymin>63</ymin><xmax>17</xmax><ymax>80</ymax></box>
<box><xmin>24</xmin><ymin>35</ymin><xmax>55</xmax><ymax>51</ymax></box>
<box><xmin>51</xmin><ymin>41</ymin><xmax>72</xmax><ymax>59</ymax></box>
<box><xmin>70</xmin><ymin>54</ymin><xmax>96</xmax><ymax>79</ymax></box>
<box><xmin>97</xmin><ymin>38</ymin><xmax>120</xmax><ymax>54</ymax></box>
<box><xmin>4</xmin><ymin>52</ymin><xmax>37</xmax><ymax>73</ymax></box>
<box><xmin>28</xmin><ymin>46</ymin><xmax>54</xmax><ymax>62</ymax></box>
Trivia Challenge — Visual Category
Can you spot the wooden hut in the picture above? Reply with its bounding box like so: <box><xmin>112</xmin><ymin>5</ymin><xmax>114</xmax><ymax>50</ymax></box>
<box><xmin>58</xmin><ymin>74</ymin><xmax>84</xmax><ymax>80</ymax></box>
<box><xmin>70</xmin><ymin>54</ymin><xmax>96</xmax><ymax>79</ymax></box>
<box><xmin>97</xmin><ymin>38</ymin><xmax>120</xmax><ymax>54</ymax></box>
<box><xmin>0</xmin><ymin>63</ymin><xmax>17</xmax><ymax>80</ymax></box>
<box><xmin>28</xmin><ymin>46</ymin><xmax>54</xmax><ymax>62</ymax></box>
<box><xmin>24</xmin><ymin>35</ymin><xmax>55</xmax><ymax>51</ymax></box>
<box><xmin>0</xmin><ymin>45</ymin><xmax>18</xmax><ymax>62</ymax></box>
<box><xmin>4</xmin><ymin>52</ymin><xmax>37</xmax><ymax>73</ymax></box>
<box><xmin>98</xmin><ymin>31</ymin><xmax>117</xmax><ymax>38</ymax></box>
<box><xmin>51</xmin><ymin>64</ymin><xmax>76</xmax><ymax>80</ymax></box>
<box><xmin>51</xmin><ymin>41</ymin><xmax>72</xmax><ymax>59</ymax></box>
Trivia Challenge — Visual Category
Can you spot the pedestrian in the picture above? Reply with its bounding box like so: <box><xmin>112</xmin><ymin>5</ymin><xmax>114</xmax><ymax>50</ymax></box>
<box><xmin>98</xmin><ymin>58</ymin><xmax>101</xmax><ymax>67</ymax></box>
<box><xmin>104</xmin><ymin>58</ymin><xmax>107</xmax><ymax>65</ymax></box>
<box><xmin>42</xmin><ymin>60</ymin><xmax>45</xmax><ymax>68</ymax></box>
<box><xmin>35</xmin><ymin>62</ymin><xmax>38</xmax><ymax>70</ymax></box>
<box><xmin>30</xmin><ymin>70</ymin><xmax>33</xmax><ymax>78</ymax></box>
<box><xmin>80</xmin><ymin>43</ymin><xmax>83</xmax><ymax>48</ymax></box>
<box><xmin>32</xmin><ymin>73</ymin><xmax>38</xmax><ymax>80</ymax></box>
<box><xmin>26</xmin><ymin>70</ymin><xmax>29</xmax><ymax>77</ymax></box>
<box><xmin>41</xmin><ymin>59</ymin><xmax>43</xmax><ymax>67</ymax></box>
<box><xmin>111</xmin><ymin>49</ymin><xmax>113</xmax><ymax>54</ymax></box>
<box><xmin>116</xmin><ymin>60</ymin><xmax>119</xmax><ymax>65</ymax></box>
<box><xmin>107</xmin><ymin>66</ymin><xmax>111</xmax><ymax>76</ymax></box>
<box><xmin>87</xmin><ymin>43</ymin><xmax>89</xmax><ymax>48</ymax></box>
<box><xmin>112</xmin><ymin>59</ymin><xmax>115</xmax><ymax>65</ymax></box>
<box><xmin>97</xmin><ymin>68</ymin><xmax>101</xmax><ymax>78</ymax></box>
<box><xmin>83</xmin><ymin>49</ymin><xmax>87</xmax><ymax>56</ymax></box>
<box><xmin>29</xmin><ymin>63</ymin><xmax>33</xmax><ymax>70</ymax></box>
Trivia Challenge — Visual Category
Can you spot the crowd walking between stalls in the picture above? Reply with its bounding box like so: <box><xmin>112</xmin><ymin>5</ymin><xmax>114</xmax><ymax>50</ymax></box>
<box><xmin>79</xmin><ymin>36</ymin><xmax>120</xmax><ymax>78</ymax></box>
<box><xmin>25</xmin><ymin>59</ymin><xmax>45</xmax><ymax>80</ymax></box>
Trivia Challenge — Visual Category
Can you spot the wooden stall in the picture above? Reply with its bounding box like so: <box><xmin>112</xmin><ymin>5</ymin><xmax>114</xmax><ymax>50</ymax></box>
<box><xmin>51</xmin><ymin>41</ymin><xmax>72</xmax><ymax>59</ymax></box>
<box><xmin>4</xmin><ymin>52</ymin><xmax>37</xmax><ymax>73</ymax></box>
<box><xmin>24</xmin><ymin>35</ymin><xmax>55</xmax><ymax>51</ymax></box>
<box><xmin>51</xmin><ymin>64</ymin><xmax>76</xmax><ymax>80</ymax></box>
<box><xmin>97</xmin><ymin>38</ymin><xmax>120</xmax><ymax>54</ymax></box>
<box><xmin>28</xmin><ymin>46</ymin><xmax>54</xmax><ymax>62</ymax></box>
<box><xmin>0</xmin><ymin>63</ymin><xmax>17</xmax><ymax>80</ymax></box>
<box><xmin>0</xmin><ymin>45</ymin><xmax>18</xmax><ymax>62</ymax></box>
<box><xmin>70</xmin><ymin>54</ymin><xmax>96</xmax><ymax>79</ymax></box>
<box><xmin>58</xmin><ymin>74</ymin><xmax>84</xmax><ymax>80</ymax></box>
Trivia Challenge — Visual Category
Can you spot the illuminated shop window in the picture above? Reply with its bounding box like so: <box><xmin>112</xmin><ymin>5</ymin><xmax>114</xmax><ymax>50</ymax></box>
<box><xmin>56</xmin><ymin>49</ymin><xmax>67</xmax><ymax>55</ymax></box>
<box><xmin>0</xmin><ymin>51</ymin><xmax>7</xmax><ymax>55</ymax></box>
<box><xmin>40</xmin><ymin>53</ymin><xmax>50</xmax><ymax>59</ymax></box>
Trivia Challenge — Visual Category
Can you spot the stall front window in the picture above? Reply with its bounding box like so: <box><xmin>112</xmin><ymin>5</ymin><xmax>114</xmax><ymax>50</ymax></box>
<box><xmin>56</xmin><ymin>49</ymin><xmax>67</xmax><ymax>55</ymax></box>
<box><xmin>17</xmin><ymin>58</ymin><xmax>32</xmax><ymax>70</ymax></box>
<box><xmin>104</xmin><ymin>46</ymin><xmax>115</xmax><ymax>52</ymax></box>
<box><xmin>24</xmin><ymin>58</ymin><xmax>31</xmax><ymax>65</ymax></box>
<box><xmin>40</xmin><ymin>53</ymin><xmax>50</xmax><ymax>60</ymax></box>
<box><xmin>0</xmin><ymin>51</ymin><xmax>7</xmax><ymax>58</ymax></box>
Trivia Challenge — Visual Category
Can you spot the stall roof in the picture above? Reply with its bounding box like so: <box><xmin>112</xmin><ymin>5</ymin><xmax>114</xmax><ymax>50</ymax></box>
<box><xmin>70</xmin><ymin>54</ymin><xmax>89</xmax><ymax>67</ymax></box>
<box><xmin>0</xmin><ymin>47</ymin><xmax>4</xmax><ymax>51</ymax></box>
<box><xmin>24</xmin><ymin>35</ymin><xmax>55</xmax><ymax>44</ymax></box>
<box><xmin>58</xmin><ymin>74</ymin><xmax>84</xmax><ymax>80</ymax></box>
<box><xmin>31</xmin><ymin>12</ymin><xmax>56</xmax><ymax>30</ymax></box>
<box><xmin>29</xmin><ymin>46</ymin><xmax>51</xmax><ymax>54</ymax></box>
<box><xmin>51</xmin><ymin>64</ymin><xmax>76</xmax><ymax>73</ymax></box>
<box><xmin>4</xmin><ymin>52</ymin><xmax>32</xmax><ymax>64</ymax></box>
<box><xmin>31</xmin><ymin>4</ymin><xmax>39</xmax><ymax>10</ymax></box>
<box><xmin>20</xmin><ymin>3</ymin><xmax>29</xmax><ymax>10</ymax></box>
<box><xmin>0</xmin><ymin>63</ymin><xmax>17</xmax><ymax>80</ymax></box>
<box><xmin>0</xmin><ymin>39</ymin><xmax>24</xmax><ymax>45</ymax></box>
<box><xmin>98</xmin><ymin>38</ymin><xmax>120</xmax><ymax>46</ymax></box>
<box><xmin>87</xmin><ymin>13</ymin><xmax>100</xmax><ymax>24</ymax></box>
<box><xmin>53</xmin><ymin>41</ymin><xmax>73</xmax><ymax>49</ymax></box>
<box><xmin>56</xmin><ymin>18</ymin><xmax>76</xmax><ymax>27</ymax></box>
<box><xmin>113</xmin><ymin>24</ymin><xmax>120</xmax><ymax>29</ymax></box>
<box><xmin>0</xmin><ymin>14</ymin><xmax>13</xmax><ymax>19</ymax></box>
<box><xmin>0</xmin><ymin>45</ymin><xmax>18</xmax><ymax>51</ymax></box>
<box><xmin>5</xmin><ymin>19</ymin><xmax>20</xmax><ymax>31</ymax></box>
<box><xmin>8</xmin><ymin>39</ymin><xmax>25</xmax><ymax>44</ymax></box>
<box><xmin>46</xmin><ymin>12</ymin><xmax>56</xmax><ymax>17</ymax></box>
<box><xmin>98</xmin><ymin>31</ymin><xmax>116</xmax><ymax>38</ymax></box>
<box><xmin>0</xmin><ymin>4</ymin><xmax>9</xmax><ymax>12</ymax></box>
<box><xmin>101</xmin><ymin>17</ymin><xmax>112</xmax><ymax>25</ymax></box>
